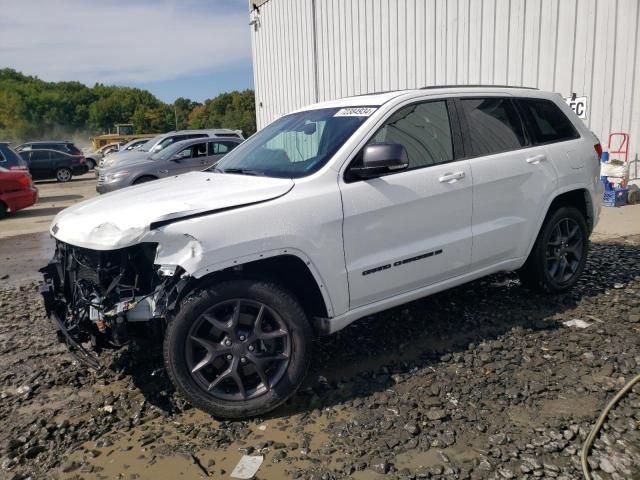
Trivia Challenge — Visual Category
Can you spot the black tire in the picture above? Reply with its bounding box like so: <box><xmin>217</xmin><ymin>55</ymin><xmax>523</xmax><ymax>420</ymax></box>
<box><xmin>133</xmin><ymin>175</ymin><xmax>156</xmax><ymax>185</ymax></box>
<box><xmin>164</xmin><ymin>279</ymin><xmax>312</xmax><ymax>419</ymax></box>
<box><xmin>55</xmin><ymin>168</ymin><xmax>72</xmax><ymax>182</ymax></box>
<box><xmin>519</xmin><ymin>206</ymin><xmax>589</xmax><ymax>293</ymax></box>
<box><xmin>86</xmin><ymin>159</ymin><xmax>96</xmax><ymax>170</ymax></box>
<box><xmin>0</xmin><ymin>202</ymin><xmax>7</xmax><ymax>219</ymax></box>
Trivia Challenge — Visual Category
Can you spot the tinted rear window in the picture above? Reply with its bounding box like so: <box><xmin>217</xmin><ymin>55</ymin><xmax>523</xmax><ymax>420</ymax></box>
<box><xmin>517</xmin><ymin>99</ymin><xmax>580</xmax><ymax>144</ymax></box>
<box><xmin>0</xmin><ymin>144</ymin><xmax>28</xmax><ymax>169</ymax></box>
<box><xmin>65</xmin><ymin>143</ymin><xmax>82</xmax><ymax>155</ymax></box>
<box><xmin>461</xmin><ymin>98</ymin><xmax>526</xmax><ymax>156</ymax></box>
<box><xmin>31</xmin><ymin>151</ymin><xmax>51</xmax><ymax>161</ymax></box>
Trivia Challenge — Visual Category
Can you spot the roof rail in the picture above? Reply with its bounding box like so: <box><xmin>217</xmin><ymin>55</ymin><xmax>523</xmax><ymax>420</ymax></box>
<box><xmin>420</xmin><ymin>84</ymin><xmax>538</xmax><ymax>90</ymax></box>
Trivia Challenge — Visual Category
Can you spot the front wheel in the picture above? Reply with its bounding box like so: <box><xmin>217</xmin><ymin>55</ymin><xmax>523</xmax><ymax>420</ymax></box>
<box><xmin>519</xmin><ymin>206</ymin><xmax>589</xmax><ymax>293</ymax></box>
<box><xmin>164</xmin><ymin>279</ymin><xmax>312</xmax><ymax>419</ymax></box>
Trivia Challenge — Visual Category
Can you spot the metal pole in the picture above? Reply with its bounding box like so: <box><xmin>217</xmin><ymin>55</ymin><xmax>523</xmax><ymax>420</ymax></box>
<box><xmin>174</xmin><ymin>106</ymin><xmax>179</xmax><ymax>130</ymax></box>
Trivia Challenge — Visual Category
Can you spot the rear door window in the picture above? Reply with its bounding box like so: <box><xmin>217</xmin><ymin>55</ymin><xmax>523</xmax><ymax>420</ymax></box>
<box><xmin>31</xmin><ymin>151</ymin><xmax>51</xmax><ymax>162</ymax></box>
<box><xmin>461</xmin><ymin>98</ymin><xmax>526</xmax><ymax>156</ymax></box>
<box><xmin>516</xmin><ymin>99</ymin><xmax>580</xmax><ymax>144</ymax></box>
<box><xmin>209</xmin><ymin>141</ymin><xmax>238</xmax><ymax>155</ymax></box>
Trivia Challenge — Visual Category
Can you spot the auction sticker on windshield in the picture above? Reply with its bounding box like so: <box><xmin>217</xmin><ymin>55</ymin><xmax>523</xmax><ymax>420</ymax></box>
<box><xmin>334</xmin><ymin>107</ymin><xmax>377</xmax><ymax>117</ymax></box>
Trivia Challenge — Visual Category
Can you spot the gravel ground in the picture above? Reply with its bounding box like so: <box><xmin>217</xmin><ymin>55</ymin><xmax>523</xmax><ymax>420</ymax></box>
<box><xmin>1</xmin><ymin>236</ymin><xmax>639</xmax><ymax>480</ymax></box>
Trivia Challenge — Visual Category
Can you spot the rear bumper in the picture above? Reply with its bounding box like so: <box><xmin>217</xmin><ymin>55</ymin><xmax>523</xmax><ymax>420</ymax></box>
<box><xmin>2</xmin><ymin>187</ymin><xmax>38</xmax><ymax>213</ymax></box>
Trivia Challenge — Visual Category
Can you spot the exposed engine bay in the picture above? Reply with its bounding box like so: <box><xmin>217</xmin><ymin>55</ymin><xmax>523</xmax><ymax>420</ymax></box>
<box><xmin>40</xmin><ymin>240</ymin><xmax>186</xmax><ymax>368</ymax></box>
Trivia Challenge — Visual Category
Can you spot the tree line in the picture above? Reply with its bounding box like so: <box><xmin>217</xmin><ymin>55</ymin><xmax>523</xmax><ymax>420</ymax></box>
<box><xmin>0</xmin><ymin>69</ymin><xmax>256</xmax><ymax>145</ymax></box>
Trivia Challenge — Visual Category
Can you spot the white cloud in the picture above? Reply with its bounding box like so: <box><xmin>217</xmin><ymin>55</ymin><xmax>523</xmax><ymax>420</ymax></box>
<box><xmin>0</xmin><ymin>0</ymin><xmax>252</xmax><ymax>85</ymax></box>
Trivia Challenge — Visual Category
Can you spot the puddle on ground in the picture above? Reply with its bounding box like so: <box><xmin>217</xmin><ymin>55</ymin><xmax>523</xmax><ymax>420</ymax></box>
<box><xmin>61</xmin><ymin>406</ymin><xmax>349</xmax><ymax>479</ymax></box>
<box><xmin>349</xmin><ymin>442</ymin><xmax>481</xmax><ymax>480</ymax></box>
<box><xmin>394</xmin><ymin>442</ymin><xmax>480</xmax><ymax>468</ymax></box>
<box><xmin>507</xmin><ymin>394</ymin><xmax>600</xmax><ymax>426</ymax></box>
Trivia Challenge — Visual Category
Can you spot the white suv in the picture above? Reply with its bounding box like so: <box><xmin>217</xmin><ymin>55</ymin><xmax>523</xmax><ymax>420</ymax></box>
<box><xmin>41</xmin><ymin>86</ymin><xmax>603</xmax><ymax>418</ymax></box>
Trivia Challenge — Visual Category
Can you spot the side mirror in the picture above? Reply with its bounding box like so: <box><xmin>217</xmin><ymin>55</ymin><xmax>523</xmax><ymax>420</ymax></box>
<box><xmin>349</xmin><ymin>144</ymin><xmax>409</xmax><ymax>180</ymax></box>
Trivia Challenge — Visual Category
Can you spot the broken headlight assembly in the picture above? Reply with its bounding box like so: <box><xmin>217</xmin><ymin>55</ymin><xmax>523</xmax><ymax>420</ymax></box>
<box><xmin>39</xmin><ymin>240</ymin><xmax>183</xmax><ymax>368</ymax></box>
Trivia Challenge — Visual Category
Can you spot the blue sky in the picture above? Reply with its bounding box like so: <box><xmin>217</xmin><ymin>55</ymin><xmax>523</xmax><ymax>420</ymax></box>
<box><xmin>0</xmin><ymin>0</ymin><xmax>254</xmax><ymax>103</ymax></box>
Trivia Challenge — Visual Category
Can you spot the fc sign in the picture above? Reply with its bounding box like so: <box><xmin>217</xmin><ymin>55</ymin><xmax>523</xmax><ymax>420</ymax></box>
<box><xmin>565</xmin><ymin>96</ymin><xmax>588</xmax><ymax>119</ymax></box>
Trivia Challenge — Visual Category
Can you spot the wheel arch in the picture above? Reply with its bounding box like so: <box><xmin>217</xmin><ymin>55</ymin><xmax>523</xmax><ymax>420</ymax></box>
<box><xmin>182</xmin><ymin>252</ymin><xmax>333</xmax><ymax>330</ymax></box>
<box><xmin>133</xmin><ymin>174</ymin><xmax>158</xmax><ymax>184</ymax></box>
<box><xmin>525</xmin><ymin>187</ymin><xmax>593</xmax><ymax>260</ymax></box>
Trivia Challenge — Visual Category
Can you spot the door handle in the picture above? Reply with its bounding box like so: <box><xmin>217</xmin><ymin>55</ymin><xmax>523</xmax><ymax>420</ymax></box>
<box><xmin>439</xmin><ymin>171</ymin><xmax>465</xmax><ymax>183</ymax></box>
<box><xmin>526</xmin><ymin>154</ymin><xmax>546</xmax><ymax>164</ymax></box>
<box><xmin>159</xmin><ymin>169</ymin><xmax>168</xmax><ymax>174</ymax></box>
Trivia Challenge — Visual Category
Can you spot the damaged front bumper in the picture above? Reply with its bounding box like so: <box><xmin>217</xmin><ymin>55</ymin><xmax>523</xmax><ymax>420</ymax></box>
<box><xmin>39</xmin><ymin>240</ymin><xmax>188</xmax><ymax>369</ymax></box>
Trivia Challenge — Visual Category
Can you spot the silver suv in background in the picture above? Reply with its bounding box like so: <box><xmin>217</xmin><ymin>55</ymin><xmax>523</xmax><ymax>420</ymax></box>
<box><xmin>96</xmin><ymin>137</ymin><xmax>241</xmax><ymax>193</ymax></box>
<box><xmin>98</xmin><ymin>129</ymin><xmax>244</xmax><ymax>169</ymax></box>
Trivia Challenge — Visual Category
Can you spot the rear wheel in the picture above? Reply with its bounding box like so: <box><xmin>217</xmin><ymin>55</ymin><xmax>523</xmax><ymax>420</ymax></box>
<box><xmin>0</xmin><ymin>202</ymin><xmax>7</xmax><ymax>219</ymax></box>
<box><xmin>164</xmin><ymin>279</ymin><xmax>312</xmax><ymax>419</ymax></box>
<box><xmin>86</xmin><ymin>159</ymin><xmax>96</xmax><ymax>170</ymax></box>
<box><xmin>55</xmin><ymin>168</ymin><xmax>72</xmax><ymax>182</ymax></box>
<box><xmin>133</xmin><ymin>175</ymin><xmax>156</xmax><ymax>185</ymax></box>
<box><xmin>519</xmin><ymin>206</ymin><xmax>588</xmax><ymax>293</ymax></box>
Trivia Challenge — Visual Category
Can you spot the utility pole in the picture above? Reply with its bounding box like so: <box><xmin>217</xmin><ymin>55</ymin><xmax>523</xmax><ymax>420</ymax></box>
<box><xmin>174</xmin><ymin>106</ymin><xmax>179</xmax><ymax>130</ymax></box>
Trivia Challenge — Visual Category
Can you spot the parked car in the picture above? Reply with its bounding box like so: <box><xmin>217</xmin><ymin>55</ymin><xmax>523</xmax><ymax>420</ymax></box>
<box><xmin>98</xmin><ymin>129</ymin><xmax>244</xmax><ymax>169</ymax></box>
<box><xmin>19</xmin><ymin>149</ymin><xmax>88</xmax><ymax>182</ymax></box>
<box><xmin>119</xmin><ymin>138</ymin><xmax>151</xmax><ymax>152</ymax></box>
<box><xmin>96</xmin><ymin>137</ymin><xmax>241</xmax><ymax>193</ymax></box>
<box><xmin>15</xmin><ymin>141</ymin><xmax>83</xmax><ymax>157</ymax></box>
<box><xmin>41</xmin><ymin>86</ymin><xmax>602</xmax><ymax>419</ymax></box>
<box><xmin>84</xmin><ymin>142</ymin><xmax>126</xmax><ymax>170</ymax></box>
<box><xmin>0</xmin><ymin>167</ymin><xmax>38</xmax><ymax>218</ymax></box>
<box><xmin>0</xmin><ymin>142</ymin><xmax>29</xmax><ymax>171</ymax></box>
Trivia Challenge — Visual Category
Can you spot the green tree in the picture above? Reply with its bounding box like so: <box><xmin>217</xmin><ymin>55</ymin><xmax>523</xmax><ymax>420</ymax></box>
<box><xmin>0</xmin><ymin>68</ymin><xmax>257</xmax><ymax>143</ymax></box>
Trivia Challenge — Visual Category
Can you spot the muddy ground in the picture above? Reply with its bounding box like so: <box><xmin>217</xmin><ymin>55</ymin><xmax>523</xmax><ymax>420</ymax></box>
<box><xmin>1</xmin><ymin>235</ymin><xmax>639</xmax><ymax>480</ymax></box>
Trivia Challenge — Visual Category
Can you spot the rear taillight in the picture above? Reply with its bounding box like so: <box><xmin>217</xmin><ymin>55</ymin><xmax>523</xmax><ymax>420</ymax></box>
<box><xmin>594</xmin><ymin>143</ymin><xmax>603</xmax><ymax>160</ymax></box>
<box><xmin>79</xmin><ymin>156</ymin><xmax>86</xmax><ymax>164</ymax></box>
<box><xmin>17</xmin><ymin>174</ymin><xmax>31</xmax><ymax>188</ymax></box>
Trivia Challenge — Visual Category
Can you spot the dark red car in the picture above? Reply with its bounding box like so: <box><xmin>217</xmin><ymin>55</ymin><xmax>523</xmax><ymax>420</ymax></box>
<box><xmin>0</xmin><ymin>169</ymin><xmax>38</xmax><ymax>218</ymax></box>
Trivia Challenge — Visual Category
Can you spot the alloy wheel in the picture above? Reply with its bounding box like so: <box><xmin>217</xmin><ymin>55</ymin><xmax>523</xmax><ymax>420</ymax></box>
<box><xmin>186</xmin><ymin>299</ymin><xmax>291</xmax><ymax>401</ymax></box>
<box><xmin>57</xmin><ymin>169</ymin><xmax>71</xmax><ymax>182</ymax></box>
<box><xmin>545</xmin><ymin>217</ymin><xmax>583</xmax><ymax>284</ymax></box>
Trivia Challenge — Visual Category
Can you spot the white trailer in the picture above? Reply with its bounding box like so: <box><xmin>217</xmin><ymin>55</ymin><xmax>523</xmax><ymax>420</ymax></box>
<box><xmin>249</xmin><ymin>0</ymin><xmax>640</xmax><ymax>174</ymax></box>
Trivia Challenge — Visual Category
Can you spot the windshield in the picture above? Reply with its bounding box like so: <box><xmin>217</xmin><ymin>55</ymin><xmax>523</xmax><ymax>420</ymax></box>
<box><xmin>138</xmin><ymin>135</ymin><xmax>163</xmax><ymax>152</ymax></box>
<box><xmin>213</xmin><ymin>107</ymin><xmax>374</xmax><ymax>178</ymax></box>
